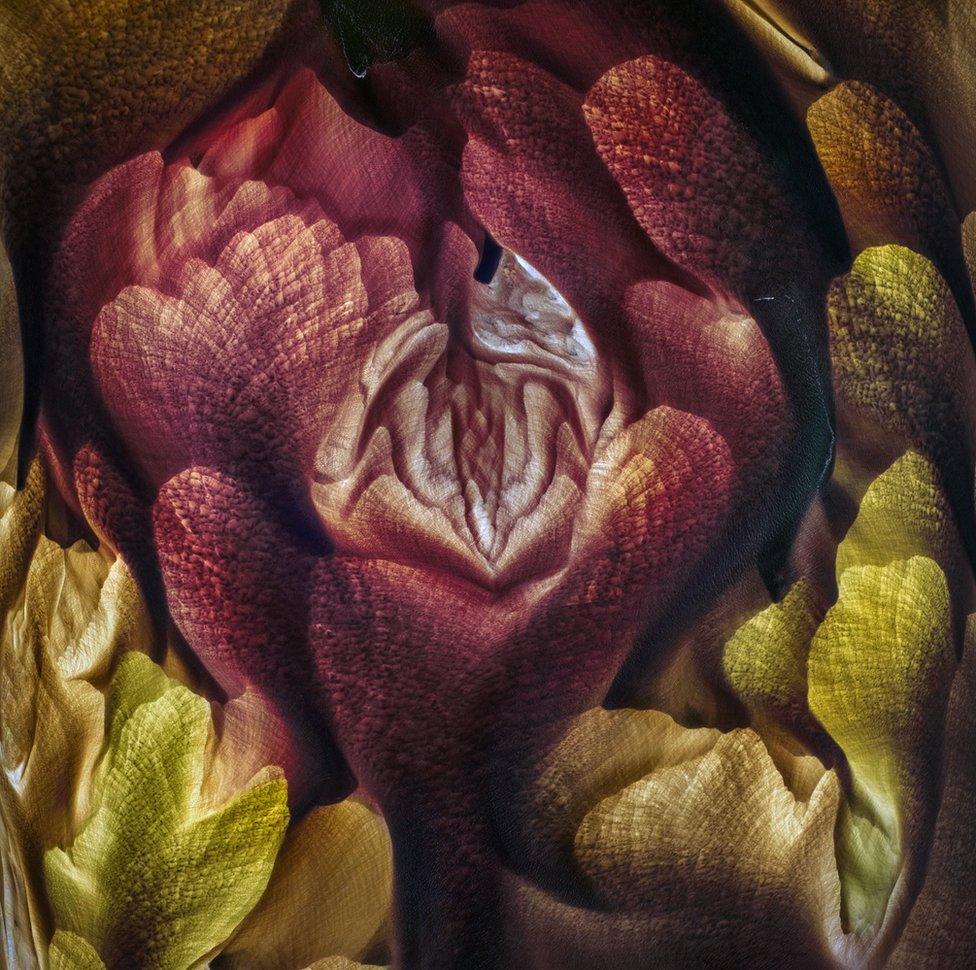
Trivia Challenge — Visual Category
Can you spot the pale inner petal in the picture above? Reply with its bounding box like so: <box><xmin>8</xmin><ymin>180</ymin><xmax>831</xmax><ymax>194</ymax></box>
<box><xmin>312</xmin><ymin>251</ymin><xmax>613</xmax><ymax>587</ymax></box>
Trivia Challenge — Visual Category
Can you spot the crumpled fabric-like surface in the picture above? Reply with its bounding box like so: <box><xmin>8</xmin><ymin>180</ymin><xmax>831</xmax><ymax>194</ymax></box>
<box><xmin>1</xmin><ymin>1</ymin><xmax>976</xmax><ymax>968</ymax></box>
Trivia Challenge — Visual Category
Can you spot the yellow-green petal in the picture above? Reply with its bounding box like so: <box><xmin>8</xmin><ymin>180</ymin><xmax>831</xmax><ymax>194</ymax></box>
<box><xmin>49</xmin><ymin>930</ymin><xmax>106</xmax><ymax>970</ymax></box>
<box><xmin>808</xmin><ymin>556</ymin><xmax>954</xmax><ymax>935</ymax></box>
<box><xmin>827</xmin><ymin>245</ymin><xmax>976</xmax><ymax>460</ymax></box>
<box><xmin>834</xmin><ymin>450</ymin><xmax>962</xmax><ymax>582</ymax></box>
<box><xmin>44</xmin><ymin>652</ymin><xmax>289</xmax><ymax>969</ymax></box>
<box><xmin>722</xmin><ymin>578</ymin><xmax>821</xmax><ymax>727</ymax></box>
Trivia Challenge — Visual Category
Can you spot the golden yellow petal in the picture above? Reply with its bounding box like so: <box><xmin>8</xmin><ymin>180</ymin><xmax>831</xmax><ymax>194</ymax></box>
<box><xmin>11</xmin><ymin>534</ymin><xmax>153</xmax><ymax>847</ymax></box>
<box><xmin>768</xmin><ymin>0</ymin><xmax>976</xmax><ymax>213</ymax></box>
<box><xmin>808</xmin><ymin>82</ymin><xmax>963</xmax><ymax>275</ymax></box>
<box><xmin>517</xmin><ymin>706</ymin><xmax>842</xmax><ymax>963</ymax></box>
<box><xmin>0</xmin><ymin>240</ymin><xmax>22</xmax><ymax>486</ymax></box>
<box><xmin>222</xmin><ymin>799</ymin><xmax>393</xmax><ymax>970</ymax></box>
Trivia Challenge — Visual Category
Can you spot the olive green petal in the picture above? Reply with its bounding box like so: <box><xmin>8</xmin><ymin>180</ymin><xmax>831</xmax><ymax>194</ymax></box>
<box><xmin>49</xmin><ymin>931</ymin><xmax>106</xmax><ymax>970</ymax></box>
<box><xmin>44</xmin><ymin>652</ymin><xmax>289</xmax><ymax>970</ymax></box>
<box><xmin>722</xmin><ymin>578</ymin><xmax>821</xmax><ymax>728</ymax></box>
<box><xmin>808</xmin><ymin>556</ymin><xmax>954</xmax><ymax>937</ymax></box>
<box><xmin>827</xmin><ymin>245</ymin><xmax>976</xmax><ymax>462</ymax></box>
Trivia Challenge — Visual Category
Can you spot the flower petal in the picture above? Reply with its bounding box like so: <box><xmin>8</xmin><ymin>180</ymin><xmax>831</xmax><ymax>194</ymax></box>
<box><xmin>222</xmin><ymin>800</ymin><xmax>392</xmax><ymax>969</ymax></box>
<box><xmin>888</xmin><ymin>613</ymin><xmax>976</xmax><ymax>965</ymax></box>
<box><xmin>0</xmin><ymin>0</ymin><xmax>307</xmax><ymax>229</ymax></box>
<box><xmin>152</xmin><ymin>466</ymin><xmax>344</xmax><ymax>807</ymax></box>
<box><xmin>583</xmin><ymin>53</ymin><xmax>808</xmax><ymax>297</ymax></box>
<box><xmin>0</xmin><ymin>242</ymin><xmax>22</xmax><ymax>486</ymax></box>
<box><xmin>49</xmin><ymin>930</ymin><xmax>105</xmax><ymax>970</ymax></box>
<box><xmin>505</xmin><ymin>706</ymin><xmax>842</xmax><ymax>966</ymax></box>
<box><xmin>808</xmin><ymin>82</ymin><xmax>973</xmax><ymax>324</ymax></box>
<box><xmin>827</xmin><ymin>246</ymin><xmax>976</xmax><ymax>534</ymax></box>
<box><xmin>43</xmin><ymin>652</ymin><xmax>289</xmax><ymax>969</ymax></box>
<box><xmin>722</xmin><ymin>578</ymin><xmax>822</xmax><ymax>730</ymax></box>
<box><xmin>808</xmin><ymin>556</ymin><xmax>955</xmax><ymax>941</ymax></box>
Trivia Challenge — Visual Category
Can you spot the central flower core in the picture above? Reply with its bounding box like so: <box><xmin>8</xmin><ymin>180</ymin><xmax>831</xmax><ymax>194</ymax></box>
<box><xmin>313</xmin><ymin>250</ymin><xmax>614</xmax><ymax>587</ymax></box>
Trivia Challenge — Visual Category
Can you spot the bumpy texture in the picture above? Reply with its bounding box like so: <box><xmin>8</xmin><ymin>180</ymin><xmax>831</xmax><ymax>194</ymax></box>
<box><xmin>36</xmin><ymin>16</ymin><xmax>820</xmax><ymax>964</ymax></box>
<box><xmin>44</xmin><ymin>653</ymin><xmax>290</xmax><ymax>969</ymax></box>
<box><xmin>2</xmin><ymin>1</ymin><xmax>976</xmax><ymax>968</ymax></box>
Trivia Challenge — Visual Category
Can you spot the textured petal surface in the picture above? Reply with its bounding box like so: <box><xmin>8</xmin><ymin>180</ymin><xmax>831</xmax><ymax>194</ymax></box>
<box><xmin>25</xmin><ymin>7</ymin><xmax>937</xmax><ymax>965</ymax></box>
<box><xmin>808</xmin><ymin>555</ymin><xmax>954</xmax><ymax>943</ymax></box>
<box><xmin>0</xmin><ymin>241</ymin><xmax>22</xmax><ymax>485</ymax></box>
<box><xmin>763</xmin><ymin>0</ymin><xmax>976</xmax><ymax>213</ymax></box>
<box><xmin>828</xmin><ymin>246</ymin><xmax>976</xmax><ymax>506</ymax></box>
<box><xmin>0</xmin><ymin>0</ymin><xmax>310</xmax><ymax>234</ymax></box>
<box><xmin>722</xmin><ymin>578</ymin><xmax>822</xmax><ymax>730</ymax></box>
<box><xmin>504</xmin><ymin>706</ymin><xmax>842</xmax><ymax>967</ymax></box>
<box><xmin>808</xmin><ymin>82</ymin><xmax>974</xmax><ymax>325</ymax></box>
<box><xmin>49</xmin><ymin>931</ymin><xmax>106</xmax><ymax>970</ymax></box>
<box><xmin>1</xmin><ymin>461</ymin><xmax>153</xmax><ymax>965</ymax></box>
<box><xmin>888</xmin><ymin>614</ymin><xmax>976</xmax><ymax>966</ymax></box>
<box><xmin>223</xmin><ymin>800</ymin><xmax>393</xmax><ymax>969</ymax></box>
<box><xmin>583</xmin><ymin>54</ymin><xmax>805</xmax><ymax>296</ymax></box>
<box><xmin>43</xmin><ymin>652</ymin><xmax>289</xmax><ymax>969</ymax></box>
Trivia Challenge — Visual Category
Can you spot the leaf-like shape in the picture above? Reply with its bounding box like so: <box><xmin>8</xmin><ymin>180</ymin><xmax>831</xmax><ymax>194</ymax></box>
<box><xmin>808</xmin><ymin>556</ymin><xmax>954</xmax><ymax>939</ymax></box>
<box><xmin>44</xmin><ymin>652</ymin><xmax>289</xmax><ymax>969</ymax></box>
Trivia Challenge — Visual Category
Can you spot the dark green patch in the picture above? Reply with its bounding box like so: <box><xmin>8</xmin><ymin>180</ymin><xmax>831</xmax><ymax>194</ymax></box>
<box><xmin>320</xmin><ymin>0</ymin><xmax>435</xmax><ymax>77</ymax></box>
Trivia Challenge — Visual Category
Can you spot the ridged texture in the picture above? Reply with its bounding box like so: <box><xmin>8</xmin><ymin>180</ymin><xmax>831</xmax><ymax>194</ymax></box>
<box><xmin>722</xmin><ymin>578</ymin><xmax>822</xmax><ymax>730</ymax></box>
<box><xmin>0</xmin><ymin>0</ymin><xmax>308</xmax><ymax>234</ymax></box>
<box><xmin>809</xmin><ymin>531</ymin><xmax>955</xmax><ymax>945</ymax></box>
<box><xmin>222</xmin><ymin>800</ymin><xmax>392</xmax><ymax>969</ymax></box>
<box><xmin>583</xmin><ymin>53</ymin><xmax>805</xmax><ymax>297</ymax></box>
<box><xmin>808</xmin><ymin>82</ymin><xmax>974</xmax><ymax>323</ymax></box>
<box><xmin>23</xmin><ymin>2</ymin><xmax>967</xmax><ymax>966</ymax></box>
<box><xmin>828</xmin><ymin>246</ymin><xmax>976</xmax><ymax>477</ymax></box>
<box><xmin>504</xmin><ymin>707</ymin><xmax>842</xmax><ymax>967</ymax></box>
<box><xmin>44</xmin><ymin>652</ymin><xmax>289</xmax><ymax>969</ymax></box>
<box><xmin>37</xmin><ymin>42</ymin><xmax>819</xmax><ymax>964</ymax></box>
